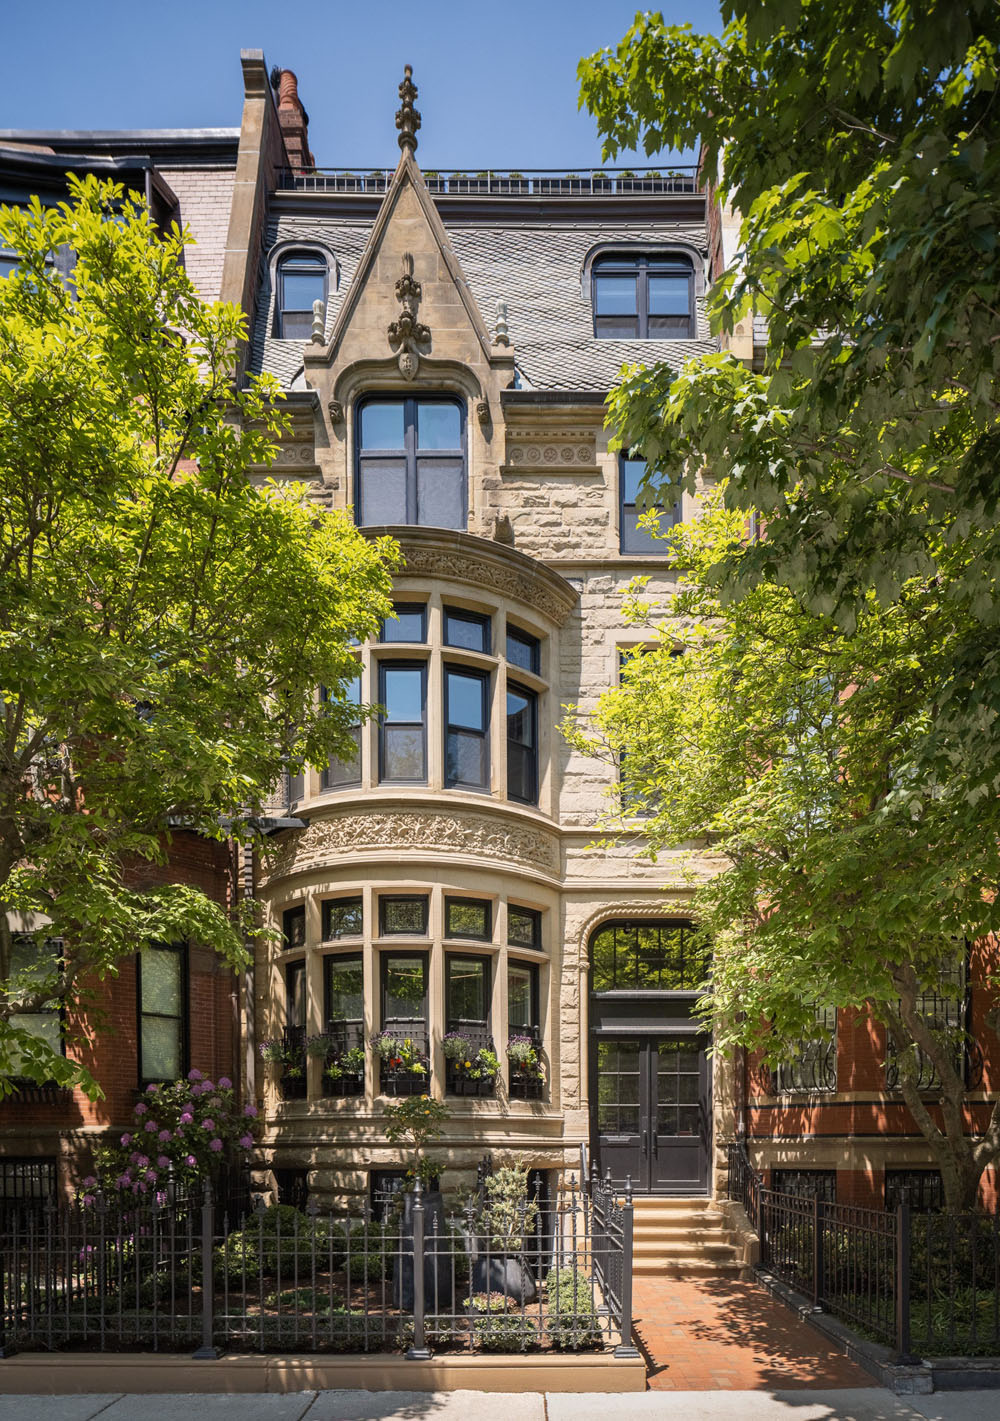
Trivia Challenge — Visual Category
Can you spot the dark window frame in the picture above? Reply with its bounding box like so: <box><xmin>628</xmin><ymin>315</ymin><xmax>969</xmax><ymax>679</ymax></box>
<box><xmin>444</xmin><ymin>896</ymin><xmax>493</xmax><ymax>942</ymax></box>
<box><xmin>507</xmin><ymin>905</ymin><xmax>543</xmax><ymax>951</ymax></box>
<box><xmin>444</xmin><ymin>663</ymin><xmax>491</xmax><ymax>791</ymax></box>
<box><xmin>772</xmin><ymin>1169</ymin><xmax>837</xmax><ymax>1203</ymax></box>
<box><xmin>378</xmin><ymin>895</ymin><xmax>430</xmax><ymax>937</ymax></box>
<box><xmin>274</xmin><ymin>250</ymin><xmax>328</xmax><ymax>340</ymax></box>
<box><xmin>323</xmin><ymin>952</ymin><xmax>364</xmax><ymax>1026</ymax></box>
<box><xmin>136</xmin><ymin>942</ymin><xmax>189</xmax><ymax>1088</ymax></box>
<box><xmin>506</xmin><ymin>625</ymin><xmax>540</xmax><ymax>676</ymax></box>
<box><xmin>0</xmin><ymin>1157</ymin><xmax>58</xmax><ymax>1212</ymax></box>
<box><xmin>285</xmin><ymin>958</ymin><xmax>307</xmax><ymax>1031</ymax></box>
<box><xmin>885</xmin><ymin>1168</ymin><xmax>944</xmax><ymax>1213</ymax></box>
<box><xmin>591</xmin><ymin>251</ymin><xmax>696</xmax><ymax>339</ymax></box>
<box><xmin>444</xmin><ymin>606</ymin><xmax>491</xmax><ymax>654</ymax></box>
<box><xmin>282</xmin><ymin>905</ymin><xmax>306</xmax><ymax>950</ymax></box>
<box><xmin>445</xmin><ymin>952</ymin><xmax>491</xmax><ymax>1030</ymax></box>
<box><xmin>321</xmin><ymin>895</ymin><xmax>364</xmax><ymax>941</ymax></box>
<box><xmin>380</xmin><ymin>951</ymin><xmax>429</xmax><ymax>1023</ymax></box>
<box><xmin>380</xmin><ymin>602</ymin><xmax>428</xmax><ymax>644</ymax></box>
<box><xmin>320</xmin><ymin>675</ymin><xmax>362</xmax><ymax>790</ymax></box>
<box><xmin>355</xmin><ymin>395</ymin><xmax>467</xmax><ymax>530</ymax></box>
<box><xmin>507</xmin><ymin>959</ymin><xmax>540</xmax><ymax>1032</ymax></box>
<box><xmin>589</xmin><ymin>918</ymin><xmax>711</xmax><ymax>994</ymax></box>
<box><xmin>619</xmin><ymin>454</ymin><xmax>681</xmax><ymax>556</ymax></box>
<box><xmin>9</xmin><ymin>934</ymin><xmax>66</xmax><ymax>1077</ymax></box>
<box><xmin>506</xmin><ymin>680</ymin><xmax>538</xmax><ymax>805</ymax></box>
<box><xmin>377</xmin><ymin>659</ymin><xmax>428</xmax><ymax>785</ymax></box>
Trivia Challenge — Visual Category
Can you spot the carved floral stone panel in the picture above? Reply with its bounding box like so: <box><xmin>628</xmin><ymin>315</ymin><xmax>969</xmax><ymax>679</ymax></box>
<box><xmin>261</xmin><ymin>807</ymin><xmax>560</xmax><ymax>884</ymax></box>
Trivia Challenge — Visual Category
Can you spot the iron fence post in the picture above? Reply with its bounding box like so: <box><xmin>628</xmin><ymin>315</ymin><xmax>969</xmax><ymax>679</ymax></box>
<box><xmin>193</xmin><ymin>1179</ymin><xmax>219</xmax><ymax>1359</ymax></box>
<box><xmin>812</xmin><ymin>1197</ymin><xmax>825</xmax><ymax>1309</ymax></box>
<box><xmin>613</xmin><ymin>1175</ymin><xmax>640</xmax><ymax>1359</ymax></box>
<box><xmin>405</xmin><ymin>1177</ymin><xmax>431</xmax><ymax>1361</ymax></box>
<box><xmin>894</xmin><ymin>1192</ymin><xmax>916</xmax><ymax>1364</ymax></box>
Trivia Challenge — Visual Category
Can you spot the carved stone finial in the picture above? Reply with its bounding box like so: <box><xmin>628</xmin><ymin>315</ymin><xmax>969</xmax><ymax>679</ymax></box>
<box><xmin>476</xmin><ymin>400</ymin><xmax>490</xmax><ymax>427</ymax></box>
<box><xmin>327</xmin><ymin>399</ymin><xmax>344</xmax><ymax>427</ymax></box>
<box><xmin>388</xmin><ymin>250</ymin><xmax>430</xmax><ymax>379</ymax></box>
<box><xmin>493</xmin><ymin>514</ymin><xmax>515</xmax><ymax>546</ymax></box>
<box><xmin>395</xmin><ymin>65</ymin><xmax>421</xmax><ymax>153</ymax></box>
<box><xmin>310</xmin><ymin>298</ymin><xmax>325</xmax><ymax>343</ymax></box>
<box><xmin>493</xmin><ymin>298</ymin><xmax>510</xmax><ymax>346</ymax></box>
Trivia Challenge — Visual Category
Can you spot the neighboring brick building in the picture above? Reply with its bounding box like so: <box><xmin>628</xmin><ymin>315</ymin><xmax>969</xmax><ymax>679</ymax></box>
<box><xmin>2</xmin><ymin>52</ymin><xmax>997</xmax><ymax>1220</ymax></box>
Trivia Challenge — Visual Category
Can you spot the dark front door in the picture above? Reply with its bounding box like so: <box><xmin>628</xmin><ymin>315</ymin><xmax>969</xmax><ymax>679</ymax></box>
<box><xmin>593</xmin><ymin>1036</ymin><xmax>710</xmax><ymax>1194</ymax></box>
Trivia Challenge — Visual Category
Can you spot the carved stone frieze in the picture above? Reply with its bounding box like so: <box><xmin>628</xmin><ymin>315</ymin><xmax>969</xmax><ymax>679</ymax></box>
<box><xmin>398</xmin><ymin>544</ymin><xmax>572</xmax><ymax>623</ymax></box>
<box><xmin>504</xmin><ymin>428</ymin><xmax>597</xmax><ymax>470</ymax></box>
<box><xmin>258</xmin><ymin>442</ymin><xmax>318</xmax><ymax>469</ymax></box>
<box><xmin>261</xmin><ymin>807</ymin><xmax>560</xmax><ymax>885</ymax></box>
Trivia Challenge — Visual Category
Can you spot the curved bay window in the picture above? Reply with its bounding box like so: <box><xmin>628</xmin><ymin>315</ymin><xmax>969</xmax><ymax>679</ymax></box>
<box><xmin>356</xmin><ymin>397</ymin><xmax>465</xmax><ymax>529</ymax></box>
<box><xmin>323</xmin><ymin>954</ymin><xmax>365</xmax><ymax>1097</ymax></box>
<box><xmin>275</xmin><ymin>250</ymin><xmax>327</xmax><ymax>339</ymax></box>
<box><xmin>591</xmin><ymin>919</ymin><xmax>710</xmax><ymax>993</ymax></box>
<box><xmin>592</xmin><ymin>252</ymin><xmax>695</xmax><ymax>339</ymax></box>
<box><xmin>378</xmin><ymin>952</ymin><xmax>429</xmax><ymax>1096</ymax></box>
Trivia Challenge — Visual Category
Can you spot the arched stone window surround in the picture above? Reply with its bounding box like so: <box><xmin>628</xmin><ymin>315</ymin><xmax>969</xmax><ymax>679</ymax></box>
<box><xmin>265</xmin><ymin>238</ymin><xmax>340</xmax><ymax>340</ymax></box>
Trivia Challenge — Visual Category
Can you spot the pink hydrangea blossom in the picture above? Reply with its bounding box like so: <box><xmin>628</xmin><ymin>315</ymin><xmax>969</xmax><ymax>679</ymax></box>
<box><xmin>157</xmin><ymin>1156</ymin><xmax>170</xmax><ymax>1169</ymax></box>
<box><xmin>81</xmin><ymin>1175</ymin><xmax>97</xmax><ymax>1189</ymax></box>
<box><xmin>201</xmin><ymin>1118</ymin><xmax>215</xmax><ymax>1131</ymax></box>
<box><xmin>120</xmin><ymin>1134</ymin><xmax>132</xmax><ymax>1147</ymax></box>
<box><xmin>158</xmin><ymin>1129</ymin><xmax>171</xmax><ymax>1143</ymax></box>
<box><xmin>179</xmin><ymin>1112</ymin><xmax>193</xmax><ymax>1125</ymax></box>
<box><xmin>134</xmin><ymin>1103</ymin><xmax>147</xmax><ymax>1116</ymax></box>
<box><xmin>146</xmin><ymin>1083</ymin><xmax>159</xmax><ymax>1094</ymax></box>
<box><xmin>239</xmin><ymin>1135</ymin><xmax>253</xmax><ymax>1150</ymax></box>
<box><xmin>185</xmin><ymin>1155</ymin><xmax>197</xmax><ymax>1167</ymax></box>
<box><xmin>188</xmin><ymin>1069</ymin><xmax>203</xmax><ymax>1082</ymax></box>
<box><xmin>144</xmin><ymin>1121</ymin><xmax>158</xmax><ymax>1133</ymax></box>
<box><xmin>81</xmin><ymin>1194</ymin><xmax>95</xmax><ymax>1207</ymax></box>
<box><xmin>209</xmin><ymin>1138</ymin><xmax>223</xmax><ymax>1152</ymax></box>
<box><xmin>243</xmin><ymin>1104</ymin><xmax>258</xmax><ymax>1118</ymax></box>
<box><xmin>135</xmin><ymin>1155</ymin><xmax>149</xmax><ymax>1169</ymax></box>
<box><xmin>218</xmin><ymin>1077</ymin><xmax>232</xmax><ymax>1090</ymax></box>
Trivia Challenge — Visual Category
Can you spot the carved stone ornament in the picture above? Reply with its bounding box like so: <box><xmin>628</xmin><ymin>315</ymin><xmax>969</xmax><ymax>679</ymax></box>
<box><xmin>387</xmin><ymin>252</ymin><xmax>430</xmax><ymax>380</ymax></box>
<box><xmin>493</xmin><ymin>298</ymin><xmax>510</xmax><ymax>346</ymax></box>
<box><xmin>261</xmin><ymin>808</ymin><xmax>560</xmax><ymax>885</ymax></box>
<box><xmin>476</xmin><ymin>400</ymin><xmax>490</xmax><ymax>427</ymax></box>
<box><xmin>398</xmin><ymin>543</ymin><xmax>575</xmax><ymax>624</ymax></box>
<box><xmin>395</xmin><ymin>65</ymin><xmax>421</xmax><ymax>153</ymax></box>
<box><xmin>327</xmin><ymin>399</ymin><xmax>344</xmax><ymax>426</ymax></box>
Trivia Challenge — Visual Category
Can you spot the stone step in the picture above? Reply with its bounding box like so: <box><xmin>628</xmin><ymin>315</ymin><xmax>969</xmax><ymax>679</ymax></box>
<box><xmin>632</xmin><ymin>1224</ymin><xmax>730</xmax><ymax>1243</ymax></box>
<box><xmin>634</xmin><ymin>1258</ymin><xmax>745</xmax><ymax>1276</ymax></box>
<box><xmin>633</xmin><ymin>1240</ymin><xmax>738</xmax><ymax>1259</ymax></box>
<box><xmin>631</xmin><ymin>1196</ymin><xmax>715</xmax><ymax>1210</ymax></box>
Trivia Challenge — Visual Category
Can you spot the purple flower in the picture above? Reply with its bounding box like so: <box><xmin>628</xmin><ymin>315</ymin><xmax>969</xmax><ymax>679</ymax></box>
<box><xmin>209</xmin><ymin>1138</ymin><xmax>223</xmax><ymax>1152</ymax></box>
<box><xmin>238</xmin><ymin>1134</ymin><xmax>253</xmax><ymax>1150</ymax></box>
<box><xmin>201</xmin><ymin>1118</ymin><xmax>215</xmax><ymax>1131</ymax></box>
<box><xmin>243</xmin><ymin>1104</ymin><xmax>258</xmax><ymax>1118</ymax></box>
<box><xmin>201</xmin><ymin>1080</ymin><xmax>214</xmax><ymax>1092</ymax></box>
<box><xmin>185</xmin><ymin>1155</ymin><xmax>197</xmax><ymax>1167</ymax></box>
<box><xmin>81</xmin><ymin>1194</ymin><xmax>95</xmax><ymax>1207</ymax></box>
<box><xmin>135</xmin><ymin>1154</ymin><xmax>149</xmax><ymax>1169</ymax></box>
<box><xmin>179</xmin><ymin>1112</ymin><xmax>193</xmax><ymax>1125</ymax></box>
<box><xmin>144</xmin><ymin>1120</ymin><xmax>158</xmax><ymax>1133</ymax></box>
<box><xmin>134</xmin><ymin>1103</ymin><xmax>147</xmax><ymax>1116</ymax></box>
<box><xmin>130</xmin><ymin>1152</ymin><xmax>141</xmax><ymax>1164</ymax></box>
<box><xmin>147</xmin><ymin>1169</ymin><xmax>157</xmax><ymax>1183</ymax></box>
<box><xmin>120</xmin><ymin>1133</ymin><xmax>132</xmax><ymax>1147</ymax></box>
<box><xmin>146</xmin><ymin>1083</ymin><xmax>159</xmax><ymax>1094</ymax></box>
<box><xmin>188</xmin><ymin>1069</ymin><xmax>203</xmax><ymax>1082</ymax></box>
<box><xmin>155</xmin><ymin>1191</ymin><xmax>167</xmax><ymax>1206</ymax></box>
<box><xmin>81</xmin><ymin>1175</ymin><xmax>97</xmax><ymax>1189</ymax></box>
<box><xmin>218</xmin><ymin>1077</ymin><xmax>232</xmax><ymax>1090</ymax></box>
<box><xmin>157</xmin><ymin>1156</ymin><xmax>170</xmax><ymax>1169</ymax></box>
<box><xmin>158</xmin><ymin>1129</ymin><xmax>171</xmax><ymax>1143</ymax></box>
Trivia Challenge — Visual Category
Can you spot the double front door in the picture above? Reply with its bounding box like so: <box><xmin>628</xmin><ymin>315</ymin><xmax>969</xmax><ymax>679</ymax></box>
<box><xmin>594</xmin><ymin>1036</ymin><xmax>711</xmax><ymax>1194</ymax></box>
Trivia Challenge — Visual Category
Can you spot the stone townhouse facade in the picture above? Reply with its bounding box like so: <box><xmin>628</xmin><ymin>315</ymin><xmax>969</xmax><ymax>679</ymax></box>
<box><xmin>1</xmin><ymin>50</ymin><xmax>996</xmax><ymax>1218</ymax></box>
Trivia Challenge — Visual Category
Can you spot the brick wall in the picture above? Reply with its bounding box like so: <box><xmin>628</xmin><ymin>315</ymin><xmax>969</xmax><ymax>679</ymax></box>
<box><xmin>162</xmin><ymin>167</ymin><xmax>237</xmax><ymax>303</ymax></box>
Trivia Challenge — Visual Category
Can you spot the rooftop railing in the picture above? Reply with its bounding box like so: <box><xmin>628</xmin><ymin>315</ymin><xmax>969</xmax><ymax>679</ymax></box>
<box><xmin>277</xmin><ymin>165</ymin><xmax>700</xmax><ymax>196</ymax></box>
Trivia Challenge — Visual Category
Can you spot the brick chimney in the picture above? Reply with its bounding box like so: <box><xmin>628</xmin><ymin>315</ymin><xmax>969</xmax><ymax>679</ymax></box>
<box><xmin>275</xmin><ymin>69</ymin><xmax>314</xmax><ymax>174</ymax></box>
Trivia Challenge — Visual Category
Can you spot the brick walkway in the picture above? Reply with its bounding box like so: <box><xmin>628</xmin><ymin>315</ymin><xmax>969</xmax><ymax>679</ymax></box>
<box><xmin>633</xmin><ymin>1275</ymin><xmax>872</xmax><ymax>1391</ymax></box>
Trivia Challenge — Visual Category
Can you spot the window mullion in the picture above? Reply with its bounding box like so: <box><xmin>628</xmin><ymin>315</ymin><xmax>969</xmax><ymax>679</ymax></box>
<box><xmin>405</xmin><ymin>398</ymin><xmax>418</xmax><ymax>524</ymax></box>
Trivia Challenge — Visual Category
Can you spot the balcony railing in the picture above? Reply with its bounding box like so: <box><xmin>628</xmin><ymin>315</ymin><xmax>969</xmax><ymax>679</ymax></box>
<box><xmin>277</xmin><ymin>165</ymin><xmax>699</xmax><ymax>197</ymax></box>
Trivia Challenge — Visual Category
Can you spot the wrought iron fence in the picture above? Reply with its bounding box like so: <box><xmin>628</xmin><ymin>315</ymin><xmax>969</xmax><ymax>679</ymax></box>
<box><xmin>0</xmin><ymin>1173</ymin><xmax>635</xmax><ymax>1359</ymax></box>
<box><xmin>727</xmin><ymin>1141</ymin><xmax>1000</xmax><ymax>1360</ymax></box>
<box><xmin>276</xmin><ymin>166</ymin><xmax>700</xmax><ymax>197</ymax></box>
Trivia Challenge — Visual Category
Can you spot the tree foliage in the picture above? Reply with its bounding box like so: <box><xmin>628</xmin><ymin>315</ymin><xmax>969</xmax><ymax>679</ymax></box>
<box><xmin>563</xmin><ymin>498</ymin><xmax>1000</xmax><ymax>1211</ymax></box>
<box><xmin>579</xmin><ymin>1</ymin><xmax>1000</xmax><ymax>803</ymax></box>
<box><xmin>0</xmin><ymin>176</ymin><xmax>397</xmax><ymax>1097</ymax></box>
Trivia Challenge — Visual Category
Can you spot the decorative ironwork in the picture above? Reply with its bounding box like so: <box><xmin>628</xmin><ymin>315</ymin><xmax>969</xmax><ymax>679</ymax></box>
<box><xmin>772</xmin><ymin>1006</ymin><xmax>837</xmax><ymax>1094</ymax></box>
<box><xmin>590</xmin><ymin>918</ymin><xmax>710</xmax><ymax>993</ymax></box>
<box><xmin>444</xmin><ymin>1023</ymin><xmax>498</xmax><ymax>1098</ymax></box>
<box><xmin>387</xmin><ymin>252</ymin><xmax>430</xmax><ymax>380</ymax></box>
<box><xmin>279</xmin><ymin>1025</ymin><xmax>307</xmax><ymax>1100</ymax></box>
<box><xmin>276</xmin><ymin>165</ymin><xmax>699</xmax><ymax>196</ymax></box>
<box><xmin>395</xmin><ymin>65</ymin><xmax>421</xmax><ymax>153</ymax></box>
<box><xmin>884</xmin><ymin>964</ymin><xmax>977</xmax><ymax>1093</ymax></box>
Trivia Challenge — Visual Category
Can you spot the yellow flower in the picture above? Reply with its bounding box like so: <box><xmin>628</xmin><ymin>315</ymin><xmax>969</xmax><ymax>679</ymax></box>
<box><xmin>464</xmin><ymin>1059</ymin><xmax>471</xmax><ymax>1068</ymax></box>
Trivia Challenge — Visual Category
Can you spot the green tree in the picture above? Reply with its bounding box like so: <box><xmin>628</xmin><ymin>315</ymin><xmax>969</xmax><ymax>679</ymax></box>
<box><xmin>563</xmin><ymin>499</ymin><xmax>1000</xmax><ymax>1213</ymax></box>
<box><xmin>0</xmin><ymin>176</ymin><xmax>397</xmax><ymax>1097</ymax></box>
<box><xmin>579</xmin><ymin>1</ymin><xmax>1000</xmax><ymax>806</ymax></box>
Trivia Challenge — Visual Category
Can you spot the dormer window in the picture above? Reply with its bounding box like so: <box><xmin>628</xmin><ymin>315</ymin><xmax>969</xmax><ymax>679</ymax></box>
<box><xmin>592</xmin><ymin>252</ymin><xmax>695</xmax><ymax>339</ymax></box>
<box><xmin>275</xmin><ymin>251</ymin><xmax>327</xmax><ymax>339</ymax></box>
<box><xmin>356</xmin><ymin>397</ymin><xmax>465</xmax><ymax>530</ymax></box>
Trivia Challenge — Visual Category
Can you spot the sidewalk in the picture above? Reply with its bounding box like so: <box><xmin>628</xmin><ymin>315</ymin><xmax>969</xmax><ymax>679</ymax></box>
<box><xmin>0</xmin><ymin>1389</ymin><xmax>998</xmax><ymax>1420</ymax></box>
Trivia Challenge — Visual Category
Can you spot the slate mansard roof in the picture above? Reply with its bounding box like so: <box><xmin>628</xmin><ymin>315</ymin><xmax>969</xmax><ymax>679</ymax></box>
<box><xmin>248</xmin><ymin>207</ymin><xmax>716</xmax><ymax>394</ymax></box>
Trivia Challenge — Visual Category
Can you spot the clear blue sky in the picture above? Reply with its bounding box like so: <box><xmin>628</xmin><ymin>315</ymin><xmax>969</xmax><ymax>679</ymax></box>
<box><xmin>2</xmin><ymin>0</ymin><xmax>721</xmax><ymax>168</ymax></box>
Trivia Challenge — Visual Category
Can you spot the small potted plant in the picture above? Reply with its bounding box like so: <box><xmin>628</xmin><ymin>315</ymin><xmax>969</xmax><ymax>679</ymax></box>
<box><xmin>323</xmin><ymin>1044</ymin><xmax>365</xmax><ymax>1097</ymax></box>
<box><xmin>371</xmin><ymin>1030</ymin><xmax>429</xmax><ymax>1095</ymax></box>
<box><xmin>508</xmin><ymin>1036</ymin><xmax>544</xmax><ymax>1100</ymax></box>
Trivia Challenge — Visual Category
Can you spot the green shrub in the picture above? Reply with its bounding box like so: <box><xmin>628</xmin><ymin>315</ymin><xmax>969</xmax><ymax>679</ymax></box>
<box><xmin>475</xmin><ymin>1313</ymin><xmax>538</xmax><ymax>1352</ymax></box>
<box><xmin>330</xmin><ymin>1218</ymin><xmax>393</xmax><ymax>1281</ymax></box>
<box><xmin>216</xmin><ymin>1205</ymin><xmax>340</xmax><ymax>1280</ymax></box>
<box><xmin>545</xmin><ymin>1266</ymin><xmax>603</xmax><ymax>1350</ymax></box>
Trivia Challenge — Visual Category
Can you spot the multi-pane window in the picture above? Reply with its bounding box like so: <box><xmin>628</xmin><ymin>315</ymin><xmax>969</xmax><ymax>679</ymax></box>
<box><xmin>620</xmin><ymin>455</ymin><xmax>681</xmax><ymax>555</ymax></box>
<box><xmin>322</xmin><ymin>675</ymin><xmax>361</xmax><ymax>789</ymax></box>
<box><xmin>445</xmin><ymin>666</ymin><xmax>490</xmax><ymax>790</ymax></box>
<box><xmin>9</xmin><ymin>935</ymin><xmax>63</xmax><ymax>1069</ymax></box>
<box><xmin>506</xmin><ymin>683</ymin><xmax>538</xmax><ymax>804</ymax></box>
<box><xmin>772</xmin><ymin>1169</ymin><xmax>837</xmax><ymax>1203</ymax></box>
<box><xmin>322</xmin><ymin>896</ymin><xmax>363</xmax><ymax>940</ymax></box>
<box><xmin>283</xmin><ymin>905</ymin><xmax>306</xmax><ymax>949</ymax></box>
<box><xmin>379</xmin><ymin>896</ymin><xmax>429</xmax><ymax>936</ymax></box>
<box><xmin>275</xmin><ymin>251</ymin><xmax>327</xmax><ymax>339</ymax></box>
<box><xmin>592</xmin><ymin>252</ymin><xmax>695</xmax><ymax>338</ymax></box>
<box><xmin>380</xmin><ymin>603</ymin><xmax>427</xmax><ymax>643</ymax></box>
<box><xmin>381</xmin><ymin>953</ymin><xmax>428</xmax><ymax>1020</ymax></box>
<box><xmin>378</xmin><ymin>662</ymin><xmax>427</xmax><ymax>783</ymax></box>
<box><xmin>446</xmin><ymin>955</ymin><xmax>489</xmax><ymax>1028</ymax></box>
<box><xmin>324</xmin><ymin>955</ymin><xmax>364</xmax><ymax>1025</ymax></box>
<box><xmin>508</xmin><ymin>962</ymin><xmax>538</xmax><ymax>1032</ymax></box>
<box><xmin>138</xmin><ymin>944</ymin><xmax>186</xmax><ymax>1085</ymax></box>
<box><xmin>885</xmin><ymin>1169</ymin><xmax>944</xmax><ymax>1213</ymax></box>
<box><xmin>445</xmin><ymin>897</ymin><xmax>491</xmax><ymax>941</ymax></box>
<box><xmin>508</xmin><ymin>905</ymin><xmax>542</xmax><ymax>950</ymax></box>
<box><xmin>285</xmin><ymin>959</ymin><xmax>307</xmax><ymax>1030</ymax></box>
<box><xmin>591</xmin><ymin>920</ymin><xmax>711</xmax><ymax>992</ymax></box>
<box><xmin>356</xmin><ymin>397</ymin><xmax>465</xmax><ymax>529</ymax></box>
<box><xmin>0</xmin><ymin>1158</ymin><xmax>57</xmax><ymax>1215</ymax></box>
<box><xmin>444</xmin><ymin>607</ymin><xmax>490</xmax><ymax>653</ymax></box>
<box><xmin>506</xmin><ymin>626</ymin><xmax>540</xmax><ymax>676</ymax></box>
